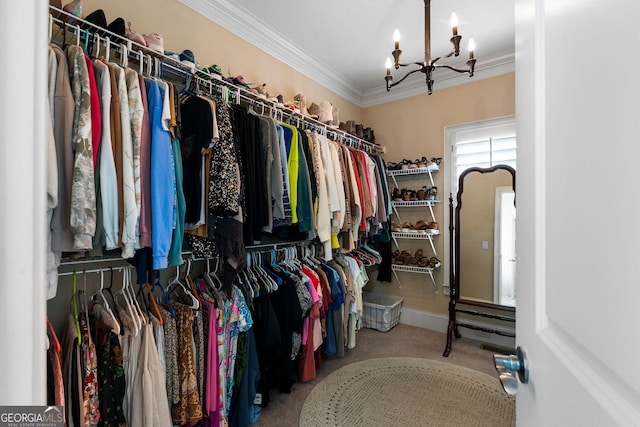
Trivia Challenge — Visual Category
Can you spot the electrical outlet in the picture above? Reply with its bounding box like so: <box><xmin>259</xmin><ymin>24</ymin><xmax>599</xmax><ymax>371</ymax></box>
<box><xmin>442</xmin><ymin>284</ymin><xmax>450</xmax><ymax>296</ymax></box>
<box><xmin>482</xmin><ymin>240</ymin><xmax>489</xmax><ymax>250</ymax></box>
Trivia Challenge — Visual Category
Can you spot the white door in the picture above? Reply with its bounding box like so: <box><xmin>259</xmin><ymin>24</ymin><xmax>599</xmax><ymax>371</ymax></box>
<box><xmin>515</xmin><ymin>0</ymin><xmax>640</xmax><ymax>425</ymax></box>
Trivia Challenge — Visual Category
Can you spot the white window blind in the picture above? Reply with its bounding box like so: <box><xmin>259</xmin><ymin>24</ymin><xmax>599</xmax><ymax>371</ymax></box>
<box><xmin>448</xmin><ymin>117</ymin><xmax>517</xmax><ymax>188</ymax></box>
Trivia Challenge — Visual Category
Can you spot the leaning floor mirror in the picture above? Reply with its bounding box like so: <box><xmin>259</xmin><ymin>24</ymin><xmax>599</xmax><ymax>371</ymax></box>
<box><xmin>443</xmin><ymin>164</ymin><xmax>516</xmax><ymax>357</ymax></box>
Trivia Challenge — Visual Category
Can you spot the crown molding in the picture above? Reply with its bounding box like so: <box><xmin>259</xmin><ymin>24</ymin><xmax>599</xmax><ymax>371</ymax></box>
<box><xmin>179</xmin><ymin>0</ymin><xmax>513</xmax><ymax>109</ymax></box>
<box><xmin>360</xmin><ymin>50</ymin><xmax>515</xmax><ymax>107</ymax></box>
<box><xmin>179</xmin><ymin>0</ymin><xmax>363</xmax><ymax>106</ymax></box>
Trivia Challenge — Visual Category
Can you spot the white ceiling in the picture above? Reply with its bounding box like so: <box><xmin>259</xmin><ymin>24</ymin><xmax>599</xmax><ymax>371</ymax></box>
<box><xmin>179</xmin><ymin>0</ymin><xmax>515</xmax><ymax>107</ymax></box>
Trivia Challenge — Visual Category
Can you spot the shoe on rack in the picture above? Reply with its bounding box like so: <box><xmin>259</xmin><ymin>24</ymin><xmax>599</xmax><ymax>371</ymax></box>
<box><xmin>414</xmin><ymin>220</ymin><xmax>428</xmax><ymax>233</ymax></box>
<box><xmin>294</xmin><ymin>93</ymin><xmax>310</xmax><ymax>116</ymax></box>
<box><xmin>427</xmin><ymin>186</ymin><xmax>437</xmax><ymax>201</ymax></box>
<box><xmin>307</xmin><ymin>102</ymin><xmax>321</xmax><ymax>119</ymax></box>
<box><xmin>429</xmin><ymin>256</ymin><xmax>442</xmax><ymax>268</ymax></box>
<box><xmin>319</xmin><ymin>101</ymin><xmax>333</xmax><ymax>124</ymax></box>
<box><xmin>426</xmin><ymin>221</ymin><xmax>439</xmax><ymax>235</ymax></box>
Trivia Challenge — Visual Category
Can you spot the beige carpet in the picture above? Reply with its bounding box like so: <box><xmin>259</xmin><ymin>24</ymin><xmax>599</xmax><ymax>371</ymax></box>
<box><xmin>299</xmin><ymin>357</ymin><xmax>515</xmax><ymax>427</ymax></box>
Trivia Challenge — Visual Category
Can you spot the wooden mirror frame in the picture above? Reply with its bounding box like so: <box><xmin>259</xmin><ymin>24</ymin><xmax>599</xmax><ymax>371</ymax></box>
<box><xmin>443</xmin><ymin>164</ymin><xmax>516</xmax><ymax>357</ymax></box>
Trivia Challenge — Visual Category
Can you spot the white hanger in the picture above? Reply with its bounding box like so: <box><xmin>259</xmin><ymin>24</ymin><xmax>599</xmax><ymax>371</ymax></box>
<box><xmin>105</xmin><ymin>36</ymin><xmax>111</xmax><ymax>62</ymax></box>
<box><xmin>75</xmin><ymin>24</ymin><xmax>81</xmax><ymax>46</ymax></box>
<box><xmin>168</xmin><ymin>265</ymin><xmax>199</xmax><ymax>310</ymax></box>
<box><xmin>124</xmin><ymin>267</ymin><xmax>146</xmax><ymax>326</ymax></box>
<box><xmin>49</xmin><ymin>14</ymin><xmax>53</xmax><ymax>42</ymax></box>
<box><xmin>120</xmin><ymin>43</ymin><xmax>128</xmax><ymax>68</ymax></box>
<box><xmin>92</xmin><ymin>32</ymin><xmax>100</xmax><ymax>59</ymax></box>
<box><xmin>115</xmin><ymin>268</ymin><xmax>140</xmax><ymax>335</ymax></box>
<box><xmin>95</xmin><ymin>270</ymin><xmax>121</xmax><ymax>335</ymax></box>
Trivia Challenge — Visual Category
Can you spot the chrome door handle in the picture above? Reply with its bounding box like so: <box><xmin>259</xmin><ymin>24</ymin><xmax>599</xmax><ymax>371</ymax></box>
<box><xmin>494</xmin><ymin>346</ymin><xmax>528</xmax><ymax>397</ymax></box>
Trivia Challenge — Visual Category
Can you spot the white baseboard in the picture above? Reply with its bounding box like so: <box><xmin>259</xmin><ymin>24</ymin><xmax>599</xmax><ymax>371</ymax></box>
<box><xmin>400</xmin><ymin>308</ymin><xmax>516</xmax><ymax>349</ymax></box>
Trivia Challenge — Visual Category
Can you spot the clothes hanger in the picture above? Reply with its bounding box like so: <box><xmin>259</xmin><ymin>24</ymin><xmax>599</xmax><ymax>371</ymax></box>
<box><xmin>184</xmin><ymin>259</ymin><xmax>203</xmax><ymax>306</ymax></box>
<box><xmin>80</xmin><ymin>271</ymin><xmax>92</xmax><ymax>339</ymax></box>
<box><xmin>103</xmin><ymin>267</ymin><xmax>123</xmax><ymax>326</ymax></box>
<box><xmin>70</xmin><ymin>271</ymin><xmax>81</xmax><ymax>345</ymax></box>
<box><xmin>114</xmin><ymin>271</ymin><xmax>140</xmax><ymax>336</ymax></box>
<box><xmin>104</xmin><ymin>36</ymin><xmax>110</xmax><ymax>62</ymax></box>
<box><xmin>119</xmin><ymin>43</ymin><xmax>128</xmax><ymax>68</ymax></box>
<box><xmin>46</xmin><ymin>316</ymin><xmax>61</xmax><ymax>353</ymax></box>
<box><xmin>167</xmin><ymin>265</ymin><xmax>199</xmax><ymax>310</ymax></box>
<box><xmin>123</xmin><ymin>267</ymin><xmax>146</xmax><ymax>326</ymax></box>
<box><xmin>145</xmin><ymin>282</ymin><xmax>164</xmax><ymax>325</ymax></box>
<box><xmin>92</xmin><ymin>270</ymin><xmax>121</xmax><ymax>335</ymax></box>
<box><xmin>150</xmin><ymin>270</ymin><xmax>175</xmax><ymax>318</ymax></box>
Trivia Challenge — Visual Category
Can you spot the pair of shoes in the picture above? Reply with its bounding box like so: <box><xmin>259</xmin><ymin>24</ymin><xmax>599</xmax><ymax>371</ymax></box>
<box><xmin>429</xmin><ymin>256</ymin><xmax>441</xmax><ymax>268</ymax></box>
<box><xmin>426</xmin><ymin>222</ymin><xmax>439</xmax><ymax>234</ymax></box>
<box><xmin>414</xmin><ymin>220</ymin><xmax>429</xmax><ymax>233</ymax></box>
<box><xmin>427</xmin><ymin>157</ymin><xmax>442</xmax><ymax>171</ymax></box>
<box><xmin>426</xmin><ymin>186</ymin><xmax>438</xmax><ymax>201</ymax></box>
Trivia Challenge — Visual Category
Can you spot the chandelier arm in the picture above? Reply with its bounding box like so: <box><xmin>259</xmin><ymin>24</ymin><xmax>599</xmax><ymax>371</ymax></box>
<box><xmin>397</xmin><ymin>61</ymin><xmax>427</xmax><ymax>68</ymax></box>
<box><xmin>389</xmin><ymin>68</ymin><xmax>424</xmax><ymax>89</ymax></box>
<box><xmin>435</xmin><ymin>64</ymin><xmax>472</xmax><ymax>74</ymax></box>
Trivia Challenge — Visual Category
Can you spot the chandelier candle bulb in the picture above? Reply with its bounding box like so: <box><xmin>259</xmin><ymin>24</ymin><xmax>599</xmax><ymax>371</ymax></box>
<box><xmin>450</xmin><ymin>13</ymin><xmax>459</xmax><ymax>36</ymax></box>
<box><xmin>385</xmin><ymin>57</ymin><xmax>392</xmax><ymax>75</ymax></box>
<box><xmin>468</xmin><ymin>38</ymin><xmax>475</xmax><ymax>59</ymax></box>
<box><xmin>393</xmin><ymin>29</ymin><xmax>401</xmax><ymax>50</ymax></box>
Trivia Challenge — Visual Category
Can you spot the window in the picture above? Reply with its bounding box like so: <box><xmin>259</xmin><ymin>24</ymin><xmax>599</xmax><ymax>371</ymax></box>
<box><xmin>448</xmin><ymin>116</ymin><xmax>517</xmax><ymax>189</ymax></box>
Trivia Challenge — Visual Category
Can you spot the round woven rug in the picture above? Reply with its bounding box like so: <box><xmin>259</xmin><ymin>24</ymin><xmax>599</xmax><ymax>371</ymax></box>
<box><xmin>299</xmin><ymin>357</ymin><xmax>515</xmax><ymax>427</ymax></box>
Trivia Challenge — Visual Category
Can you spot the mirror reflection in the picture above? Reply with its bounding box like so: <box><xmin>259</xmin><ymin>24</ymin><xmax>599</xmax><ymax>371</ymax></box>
<box><xmin>458</xmin><ymin>167</ymin><xmax>516</xmax><ymax>307</ymax></box>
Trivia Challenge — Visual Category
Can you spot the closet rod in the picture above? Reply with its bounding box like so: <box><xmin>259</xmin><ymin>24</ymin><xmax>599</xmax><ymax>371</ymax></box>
<box><xmin>246</xmin><ymin>240</ymin><xmax>307</xmax><ymax>251</ymax></box>
<box><xmin>58</xmin><ymin>266</ymin><xmax>132</xmax><ymax>277</ymax></box>
<box><xmin>48</xmin><ymin>5</ymin><xmax>384</xmax><ymax>155</ymax></box>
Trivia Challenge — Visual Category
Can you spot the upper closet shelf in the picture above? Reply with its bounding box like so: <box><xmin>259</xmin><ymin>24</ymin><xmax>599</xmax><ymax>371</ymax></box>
<box><xmin>48</xmin><ymin>5</ymin><xmax>385</xmax><ymax>155</ymax></box>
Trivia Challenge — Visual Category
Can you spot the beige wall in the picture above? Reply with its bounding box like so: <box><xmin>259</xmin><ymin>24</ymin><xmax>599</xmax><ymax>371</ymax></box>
<box><xmin>363</xmin><ymin>73</ymin><xmax>515</xmax><ymax>315</ymax></box>
<box><xmin>82</xmin><ymin>0</ymin><xmax>363</xmax><ymax>123</ymax></box>
<box><xmin>63</xmin><ymin>0</ymin><xmax>515</xmax><ymax>319</ymax></box>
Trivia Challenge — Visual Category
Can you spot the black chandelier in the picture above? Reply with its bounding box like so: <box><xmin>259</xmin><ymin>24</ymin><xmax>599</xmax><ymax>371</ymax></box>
<box><xmin>385</xmin><ymin>0</ymin><xmax>476</xmax><ymax>95</ymax></box>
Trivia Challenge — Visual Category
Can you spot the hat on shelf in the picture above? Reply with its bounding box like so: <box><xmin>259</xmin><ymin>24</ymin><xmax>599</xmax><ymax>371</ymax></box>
<box><xmin>226</xmin><ymin>75</ymin><xmax>249</xmax><ymax>87</ymax></box>
<box><xmin>82</xmin><ymin>9</ymin><xmax>106</xmax><ymax>31</ymax></box>
<box><xmin>179</xmin><ymin>49</ymin><xmax>196</xmax><ymax>71</ymax></box>
<box><xmin>125</xmin><ymin>21</ymin><xmax>146</xmax><ymax>46</ymax></box>
<box><xmin>206</xmin><ymin>64</ymin><xmax>223</xmax><ymax>80</ymax></box>
<box><xmin>164</xmin><ymin>51</ymin><xmax>180</xmax><ymax>62</ymax></box>
<box><xmin>62</xmin><ymin>0</ymin><xmax>83</xmax><ymax>20</ymax></box>
<box><xmin>106</xmin><ymin>17</ymin><xmax>125</xmax><ymax>38</ymax></box>
<box><xmin>143</xmin><ymin>32</ymin><xmax>164</xmax><ymax>53</ymax></box>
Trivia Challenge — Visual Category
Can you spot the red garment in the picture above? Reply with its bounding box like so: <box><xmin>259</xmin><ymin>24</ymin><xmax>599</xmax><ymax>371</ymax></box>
<box><xmin>349</xmin><ymin>149</ymin><xmax>367</xmax><ymax>232</ymax></box>
<box><xmin>83</xmin><ymin>53</ymin><xmax>101</xmax><ymax>167</ymax></box>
